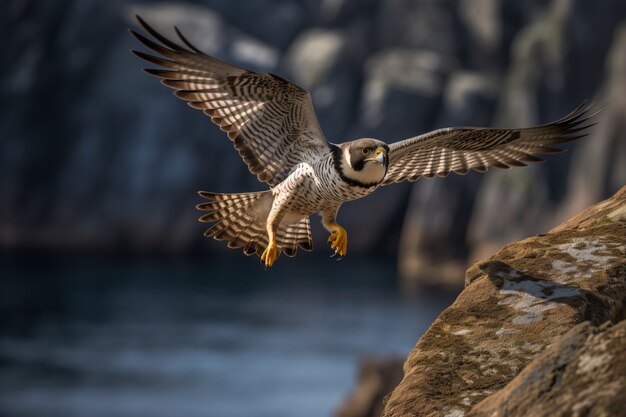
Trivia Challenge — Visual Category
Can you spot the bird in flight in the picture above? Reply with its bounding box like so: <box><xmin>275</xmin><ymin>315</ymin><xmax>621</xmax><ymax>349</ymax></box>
<box><xmin>130</xmin><ymin>16</ymin><xmax>598</xmax><ymax>267</ymax></box>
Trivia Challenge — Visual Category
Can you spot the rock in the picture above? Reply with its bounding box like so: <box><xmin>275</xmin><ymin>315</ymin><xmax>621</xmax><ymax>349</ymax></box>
<box><xmin>557</xmin><ymin>23</ymin><xmax>626</xmax><ymax>220</ymax></box>
<box><xmin>198</xmin><ymin>0</ymin><xmax>307</xmax><ymax>50</ymax></box>
<box><xmin>126</xmin><ymin>4</ymin><xmax>280</xmax><ymax>72</ymax></box>
<box><xmin>354</xmin><ymin>49</ymin><xmax>454</xmax><ymax>140</ymax></box>
<box><xmin>465</xmin><ymin>321</ymin><xmax>626</xmax><ymax>417</ymax></box>
<box><xmin>468</xmin><ymin>0</ymin><xmax>626</xmax><ymax>263</ymax></box>
<box><xmin>376</xmin><ymin>0</ymin><xmax>459</xmax><ymax>57</ymax></box>
<box><xmin>335</xmin><ymin>357</ymin><xmax>404</xmax><ymax>417</ymax></box>
<box><xmin>495</xmin><ymin>0</ymin><xmax>626</xmax><ymax>125</ymax></box>
<box><xmin>283</xmin><ymin>27</ymin><xmax>367</xmax><ymax>139</ymax></box>
<box><xmin>458</xmin><ymin>0</ymin><xmax>501</xmax><ymax>69</ymax></box>
<box><xmin>317</xmin><ymin>0</ymin><xmax>379</xmax><ymax>25</ymax></box>
<box><xmin>382</xmin><ymin>186</ymin><xmax>626</xmax><ymax>417</ymax></box>
<box><xmin>397</xmin><ymin>174</ymin><xmax>481</xmax><ymax>292</ymax></box>
<box><xmin>437</xmin><ymin>72</ymin><xmax>500</xmax><ymax>127</ymax></box>
<box><xmin>467</xmin><ymin>166</ymin><xmax>555</xmax><ymax>262</ymax></box>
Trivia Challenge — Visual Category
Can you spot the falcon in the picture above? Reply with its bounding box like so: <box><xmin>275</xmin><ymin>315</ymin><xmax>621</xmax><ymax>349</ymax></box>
<box><xmin>130</xmin><ymin>17</ymin><xmax>599</xmax><ymax>267</ymax></box>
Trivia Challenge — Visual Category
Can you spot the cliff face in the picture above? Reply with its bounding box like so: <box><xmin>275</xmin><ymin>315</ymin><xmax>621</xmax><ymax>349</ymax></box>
<box><xmin>380</xmin><ymin>186</ymin><xmax>626</xmax><ymax>417</ymax></box>
<box><xmin>1</xmin><ymin>1</ymin><xmax>625</xmax><ymax>265</ymax></box>
<box><xmin>466</xmin><ymin>321</ymin><xmax>626</xmax><ymax>417</ymax></box>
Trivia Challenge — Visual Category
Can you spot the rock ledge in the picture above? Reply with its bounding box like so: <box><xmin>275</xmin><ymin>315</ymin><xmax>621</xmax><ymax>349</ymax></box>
<box><xmin>381</xmin><ymin>186</ymin><xmax>626</xmax><ymax>417</ymax></box>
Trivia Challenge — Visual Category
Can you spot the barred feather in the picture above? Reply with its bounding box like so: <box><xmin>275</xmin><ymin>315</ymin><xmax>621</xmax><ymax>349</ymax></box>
<box><xmin>130</xmin><ymin>16</ymin><xmax>329</xmax><ymax>187</ymax></box>
<box><xmin>197</xmin><ymin>191</ymin><xmax>312</xmax><ymax>258</ymax></box>
<box><xmin>277</xmin><ymin>218</ymin><xmax>313</xmax><ymax>257</ymax></box>
<box><xmin>382</xmin><ymin>101</ymin><xmax>602</xmax><ymax>184</ymax></box>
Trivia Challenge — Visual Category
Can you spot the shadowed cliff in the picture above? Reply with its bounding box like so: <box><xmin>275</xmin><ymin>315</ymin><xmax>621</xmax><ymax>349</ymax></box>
<box><xmin>338</xmin><ymin>186</ymin><xmax>626</xmax><ymax>417</ymax></box>
<box><xmin>1</xmin><ymin>0</ymin><xmax>625</xmax><ymax>285</ymax></box>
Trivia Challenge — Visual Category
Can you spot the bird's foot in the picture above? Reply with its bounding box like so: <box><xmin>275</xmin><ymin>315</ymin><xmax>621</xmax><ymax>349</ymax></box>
<box><xmin>328</xmin><ymin>224</ymin><xmax>348</xmax><ymax>257</ymax></box>
<box><xmin>261</xmin><ymin>241</ymin><xmax>278</xmax><ymax>268</ymax></box>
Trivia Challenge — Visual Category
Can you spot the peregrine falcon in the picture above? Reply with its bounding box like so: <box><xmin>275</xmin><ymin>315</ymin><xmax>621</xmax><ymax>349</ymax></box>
<box><xmin>130</xmin><ymin>17</ymin><xmax>599</xmax><ymax>267</ymax></box>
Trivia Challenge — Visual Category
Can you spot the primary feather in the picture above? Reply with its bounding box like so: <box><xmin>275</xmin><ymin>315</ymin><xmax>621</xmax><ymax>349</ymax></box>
<box><xmin>130</xmin><ymin>16</ymin><xmax>329</xmax><ymax>187</ymax></box>
<box><xmin>382</xmin><ymin>102</ymin><xmax>600</xmax><ymax>184</ymax></box>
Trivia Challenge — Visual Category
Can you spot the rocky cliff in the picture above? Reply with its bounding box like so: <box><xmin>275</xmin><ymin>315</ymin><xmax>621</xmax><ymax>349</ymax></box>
<box><xmin>376</xmin><ymin>186</ymin><xmax>626</xmax><ymax>417</ymax></box>
<box><xmin>466</xmin><ymin>321</ymin><xmax>626</xmax><ymax>417</ymax></box>
<box><xmin>1</xmin><ymin>1</ymin><xmax>625</xmax><ymax>273</ymax></box>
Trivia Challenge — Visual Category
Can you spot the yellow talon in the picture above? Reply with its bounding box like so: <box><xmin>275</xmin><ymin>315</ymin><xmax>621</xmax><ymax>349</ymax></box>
<box><xmin>327</xmin><ymin>224</ymin><xmax>348</xmax><ymax>257</ymax></box>
<box><xmin>261</xmin><ymin>241</ymin><xmax>278</xmax><ymax>267</ymax></box>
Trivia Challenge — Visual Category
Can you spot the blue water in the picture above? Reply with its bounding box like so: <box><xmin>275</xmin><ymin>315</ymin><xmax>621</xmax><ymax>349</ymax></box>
<box><xmin>0</xmin><ymin>254</ymin><xmax>454</xmax><ymax>417</ymax></box>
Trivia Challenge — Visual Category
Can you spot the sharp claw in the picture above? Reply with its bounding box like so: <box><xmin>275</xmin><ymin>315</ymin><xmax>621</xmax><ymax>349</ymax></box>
<box><xmin>260</xmin><ymin>243</ymin><xmax>277</xmax><ymax>268</ymax></box>
<box><xmin>327</xmin><ymin>226</ymin><xmax>348</xmax><ymax>259</ymax></box>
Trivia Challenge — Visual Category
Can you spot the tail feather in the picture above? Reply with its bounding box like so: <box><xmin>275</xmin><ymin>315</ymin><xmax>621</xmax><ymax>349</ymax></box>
<box><xmin>197</xmin><ymin>191</ymin><xmax>312</xmax><ymax>259</ymax></box>
<box><xmin>279</xmin><ymin>218</ymin><xmax>313</xmax><ymax>257</ymax></box>
<box><xmin>243</xmin><ymin>232</ymin><xmax>266</xmax><ymax>257</ymax></box>
<box><xmin>279</xmin><ymin>223</ymin><xmax>298</xmax><ymax>257</ymax></box>
<box><xmin>226</xmin><ymin>214</ymin><xmax>255</xmax><ymax>249</ymax></box>
<box><xmin>296</xmin><ymin>219</ymin><xmax>313</xmax><ymax>251</ymax></box>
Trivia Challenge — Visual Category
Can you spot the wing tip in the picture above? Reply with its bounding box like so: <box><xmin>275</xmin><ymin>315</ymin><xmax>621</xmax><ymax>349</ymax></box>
<box><xmin>174</xmin><ymin>25</ymin><xmax>203</xmax><ymax>54</ymax></box>
<box><xmin>198</xmin><ymin>191</ymin><xmax>214</xmax><ymax>199</ymax></box>
<box><xmin>130</xmin><ymin>14</ymin><xmax>190</xmax><ymax>54</ymax></box>
<box><xmin>142</xmin><ymin>68</ymin><xmax>167</xmax><ymax>78</ymax></box>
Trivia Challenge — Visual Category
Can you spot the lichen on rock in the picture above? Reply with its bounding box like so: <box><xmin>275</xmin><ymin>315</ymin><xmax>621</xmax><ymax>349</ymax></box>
<box><xmin>466</xmin><ymin>321</ymin><xmax>626</xmax><ymax>417</ymax></box>
<box><xmin>381</xmin><ymin>186</ymin><xmax>626</xmax><ymax>417</ymax></box>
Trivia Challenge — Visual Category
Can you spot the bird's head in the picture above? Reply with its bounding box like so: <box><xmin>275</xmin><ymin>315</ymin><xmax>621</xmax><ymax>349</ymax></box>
<box><xmin>336</xmin><ymin>138</ymin><xmax>389</xmax><ymax>187</ymax></box>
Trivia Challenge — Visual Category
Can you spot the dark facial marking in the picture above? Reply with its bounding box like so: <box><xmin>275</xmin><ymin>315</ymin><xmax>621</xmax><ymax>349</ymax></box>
<box><xmin>330</xmin><ymin>145</ymin><xmax>379</xmax><ymax>188</ymax></box>
<box><xmin>351</xmin><ymin>149</ymin><xmax>366</xmax><ymax>171</ymax></box>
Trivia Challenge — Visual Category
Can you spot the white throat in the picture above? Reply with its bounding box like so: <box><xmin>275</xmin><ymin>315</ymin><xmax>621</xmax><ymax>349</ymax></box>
<box><xmin>341</xmin><ymin>150</ymin><xmax>386</xmax><ymax>186</ymax></box>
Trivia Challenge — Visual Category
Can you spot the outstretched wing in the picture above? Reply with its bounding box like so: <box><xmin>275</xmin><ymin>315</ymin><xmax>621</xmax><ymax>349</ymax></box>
<box><xmin>381</xmin><ymin>102</ymin><xmax>600</xmax><ymax>185</ymax></box>
<box><xmin>130</xmin><ymin>16</ymin><xmax>330</xmax><ymax>186</ymax></box>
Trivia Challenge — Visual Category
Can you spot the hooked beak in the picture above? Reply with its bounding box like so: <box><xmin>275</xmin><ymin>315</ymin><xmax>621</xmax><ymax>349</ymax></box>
<box><xmin>364</xmin><ymin>147</ymin><xmax>385</xmax><ymax>164</ymax></box>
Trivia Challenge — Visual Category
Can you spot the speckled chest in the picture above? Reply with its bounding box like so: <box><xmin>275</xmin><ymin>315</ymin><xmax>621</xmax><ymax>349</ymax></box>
<box><xmin>273</xmin><ymin>154</ymin><xmax>378</xmax><ymax>216</ymax></box>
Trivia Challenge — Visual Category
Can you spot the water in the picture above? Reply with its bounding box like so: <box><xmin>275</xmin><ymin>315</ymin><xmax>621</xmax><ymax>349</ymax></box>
<box><xmin>0</xmin><ymin>254</ymin><xmax>454</xmax><ymax>417</ymax></box>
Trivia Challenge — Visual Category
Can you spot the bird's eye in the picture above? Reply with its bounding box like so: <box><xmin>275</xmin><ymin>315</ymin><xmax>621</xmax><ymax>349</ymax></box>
<box><xmin>361</xmin><ymin>148</ymin><xmax>371</xmax><ymax>155</ymax></box>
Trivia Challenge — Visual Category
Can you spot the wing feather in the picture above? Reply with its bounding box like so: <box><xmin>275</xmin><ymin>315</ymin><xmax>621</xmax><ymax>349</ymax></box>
<box><xmin>130</xmin><ymin>16</ymin><xmax>329</xmax><ymax>186</ymax></box>
<box><xmin>382</xmin><ymin>102</ymin><xmax>601</xmax><ymax>185</ymax></box>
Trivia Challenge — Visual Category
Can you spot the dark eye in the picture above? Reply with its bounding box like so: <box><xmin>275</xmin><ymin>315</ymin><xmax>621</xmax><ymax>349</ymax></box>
<box><xmin>361</xmin><ymin>148</ymin><xmax>370</xmax><ymax>155</ymax></box>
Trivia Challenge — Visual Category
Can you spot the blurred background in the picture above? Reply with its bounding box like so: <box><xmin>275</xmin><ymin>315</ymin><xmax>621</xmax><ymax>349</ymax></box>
<box><xmin>1</xmin><ymin>0</ymin><xmax>625</xmax><ymax>416</ymax></box>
